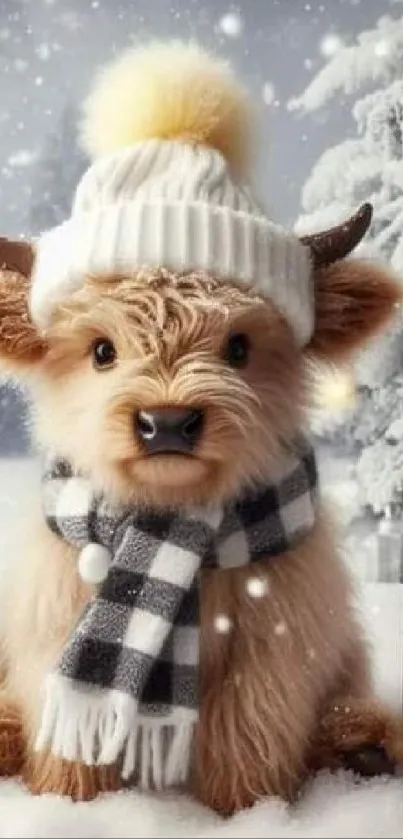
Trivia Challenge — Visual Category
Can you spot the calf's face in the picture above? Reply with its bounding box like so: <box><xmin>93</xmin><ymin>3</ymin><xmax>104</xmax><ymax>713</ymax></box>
<box><xmin>0</xmin><ymin>234</ymin><xmax>399</xmax><ymax>507</ymax></box>
<box><xmin>35</xmin><ymin>269</ymin><xmax>303</xmax><ymax>507</ymax></box>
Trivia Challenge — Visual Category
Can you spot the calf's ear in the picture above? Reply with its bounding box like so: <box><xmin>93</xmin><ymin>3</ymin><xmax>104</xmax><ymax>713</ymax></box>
<box><xmin>307</xmin><ymin>258</ymin><xmax>402</xmax><ymax>363</ymax></box>
<box><xmin>0</xmin><ymin>238</ymin><xmax>47</xmax><ymax>371</ymax></box>
<box><xmin>300</xmin><ymin>203</ymin><xmax>402</xmax><ymax>362</ymax></box>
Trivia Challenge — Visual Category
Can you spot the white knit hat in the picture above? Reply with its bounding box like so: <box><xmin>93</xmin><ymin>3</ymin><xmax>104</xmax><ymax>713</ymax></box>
<box><xmin>30</xmin><ymin>42</ymin><xmax>313</xmax><ymax>345</ymax></box>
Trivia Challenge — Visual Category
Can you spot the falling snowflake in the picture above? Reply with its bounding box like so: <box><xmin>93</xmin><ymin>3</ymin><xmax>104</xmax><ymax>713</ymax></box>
<box><xmin>214</xmin><ymin>614</ymin><xmax>232</xmax><ymax>634</ymax></box>
<box><xmin>319</xmin><ymin>33</ymin><xmax>344</xmax><ymax>58</ymax></box>
<box><xmin>374</xmin><ymin>39</ymin><xmax>390</xmax><ymax>57</ymax></box>
<box><xmin>304</xmin><ymin>58</ymin><xmax>313</xmax><ymax>70</ymax></box>
<box><xmin>274</xmin><ymin>621</ymin><xmax>287</xmax><ymax>636</ymax></box>
<box><xmin>308</xmin><ymin>647</ymin><xmax>316</xmax><ymax>659</ymax></box>
<box><xmin>36</xmin><ymin>43</ymin><xmax>51</xmax><ymax>61</ymax></box>
<box><xmin>262</xmin><ymin>82</ymin><xmax>276</xmax><ymax>106</ymax></box>
<box><xmin>245</xmin><ymin>576</ymin><xmax>269</xmax><ymax>598</ymax></box>
<box><xmin>0</xmin><ymin>28</ymin><xmax>10</xmax><ymax>40</ymax></box>
<box><xmin>7</xmin><ymin>150</ymin><xmax>37</xmax><ymax>168</ymax></box>
<box><xmin>218</xmin><ymin>12</ymin><xmax>243</xmax><ymax>38</ymax></box>
<box><xmin>35</xmin><ymin>76</ymin><xmax>44</xmax><ymax>86</ymax></box>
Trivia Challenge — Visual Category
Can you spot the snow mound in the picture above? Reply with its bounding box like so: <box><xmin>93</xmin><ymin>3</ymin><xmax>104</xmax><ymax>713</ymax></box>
<box><xmin>0</xmin><ymin>772</ymin><xmax>403</xmax><ymax>838</ymax></box>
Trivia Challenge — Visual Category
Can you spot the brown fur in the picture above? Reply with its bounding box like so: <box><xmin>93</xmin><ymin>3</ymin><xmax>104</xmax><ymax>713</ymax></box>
<box><xmin>23</xmin><ymin>753</ymin><xmax>121</xmax><ymax>800</ymax></box>
<box><xmin>0</xmin><ymin>253</ymin><xmax>401</xmax><ymax>812</ymax></box>
<box><xmin>308</xmin><ymin>259</ymin><xmax>402</xmax><ymax>362</ymax></box>
<box><xmin>310</xmin><ymin>695</ymin><xmax>403</xmax><ymax>774</ymax></box>
<box><xmin>0</xmin><ymin>697</ymin><xmax>25</xmax><ymax>777</ymax></box>
<box><xmin>33</xmin><ymin>269</ymin><xmax>303</xmax><ymax>508</ymax></box>
<box><xmin>0</xmin><ymin>270</ymin><xmax>46</xmax><ymax>369</ymax></box>
<box><xmin>194</xmin><ymin>512</ymin><xmax>403</xmax><ymax>815</ymax></box>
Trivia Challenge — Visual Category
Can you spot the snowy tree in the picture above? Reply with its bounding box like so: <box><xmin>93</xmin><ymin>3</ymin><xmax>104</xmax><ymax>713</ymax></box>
<box><xmin>290</xmin><ymin>12</ymin><xmax>403</xmax><ymax>538</ymax></box>
<box><xmin>28</xmin><ymin>103</ymin><xmax>85</xmax><ymax>235</ymax></box>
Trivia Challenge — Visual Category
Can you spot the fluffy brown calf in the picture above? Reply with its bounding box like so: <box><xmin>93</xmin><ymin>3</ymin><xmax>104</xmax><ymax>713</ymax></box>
<box><xmin>0</xmin><ymin>41</ymin><xmax>402</xmax><ymax>816</ymax></box>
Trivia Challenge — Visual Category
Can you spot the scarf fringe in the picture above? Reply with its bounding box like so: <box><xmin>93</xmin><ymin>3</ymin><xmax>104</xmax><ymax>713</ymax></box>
<box><xmin>35</xmin><ymin>675</ymin><xmax>195</xmax><ymax>788</ymax></box>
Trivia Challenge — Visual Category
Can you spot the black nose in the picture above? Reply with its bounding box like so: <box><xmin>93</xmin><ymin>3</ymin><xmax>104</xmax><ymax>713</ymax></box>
<box><xmin>136</xmin><ymin>408</ymin><xmax>204</xmax><ymax>454</ymax></box>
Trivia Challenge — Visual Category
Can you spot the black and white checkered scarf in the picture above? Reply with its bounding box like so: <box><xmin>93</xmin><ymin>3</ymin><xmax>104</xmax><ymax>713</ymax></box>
<box><xmin>36</xmin><ymin>437</ymin><xmax>317</xmax><ymax>788</ymax></box>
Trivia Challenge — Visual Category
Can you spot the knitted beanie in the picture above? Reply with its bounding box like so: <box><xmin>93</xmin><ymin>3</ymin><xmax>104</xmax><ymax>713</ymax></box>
<box><xmin>30</xmin><ymin>41</ymin><xmax>313</xmax><ymax>345</ymax></box>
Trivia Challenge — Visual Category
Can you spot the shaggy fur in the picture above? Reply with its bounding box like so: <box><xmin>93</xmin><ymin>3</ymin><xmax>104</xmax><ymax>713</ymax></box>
<box><xmin>32</xmin><ymin>269</ymin><xmax>304</xmax><ymax>508</ymax></box>
<box><xmin>0</xmin><ymin>698</ymin><xmax>24</xmax><ymax>777</ymax></box>
<box><xmin>307</xmin><ymin>259</ymin><xmax>402</xmax><ymax>362</ymax></box>
<box><xmin>23</xmin><ymin>753</ymin><xmax>121</xmax><ymax>801</ymax></box>
<box><xmin>0</xmin><ymin>256</ymin><xmax>402</xmax><ymax>815</ymax></box>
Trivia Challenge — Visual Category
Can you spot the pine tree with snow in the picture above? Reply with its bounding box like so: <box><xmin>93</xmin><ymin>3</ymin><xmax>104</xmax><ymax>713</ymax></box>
<box><xmin>28</xmin><ymin>103</ymin><xmax>84</xmax><ymax>234</ymax></box>
<box><xmin>290</xmin><ymin>12</ymin><xmax>403</xmax><ymax>543</ymax></box>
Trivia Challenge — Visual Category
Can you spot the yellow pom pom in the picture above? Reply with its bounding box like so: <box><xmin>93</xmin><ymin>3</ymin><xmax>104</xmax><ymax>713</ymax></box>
<box><xmin>80</xmin><ymin>40</ymin><xmax>253</xmax><ymax>174</ymax></box>
<box><xmin>315</xmin><ymin>368</ymin><xmax>357</xmax><ymax>411</ymax></box>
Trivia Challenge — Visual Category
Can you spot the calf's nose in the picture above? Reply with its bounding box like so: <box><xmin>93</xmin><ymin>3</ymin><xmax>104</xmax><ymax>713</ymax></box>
<box><xmin>135</xmin><ymin>408</ymin><xmax>204</xmax><ymax>454</ymax></box>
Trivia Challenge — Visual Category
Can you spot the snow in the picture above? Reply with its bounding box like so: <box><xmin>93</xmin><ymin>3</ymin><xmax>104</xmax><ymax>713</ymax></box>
<box><xmin>213</xmin><ymin>614</ymin><xmax>232</xmax><ymax>633</ymax></box>
<box><xmin>262</xmin><ymin>82</ymin><xmax>276</xmax><ymax>106</ymax></box>
<box><xmin>374</xmin><ymin>38</ymin><xmax>390</xmax><ymax>56</ymax></box>
<box><xmin>217</xmin><ymin>12</ymin><xmax>243</xmax><ymax>38</ymax></box>
<box><xmin>245</xmin><ymin>576</ymin><xmax>268</xmax><ymax>597</ymax></box>
<box><xmin>7</xmin><ymin>150</ymin><xmax>37</xmax><ymax>168</ymax></box>
<box><xmin>0</xmin><ymin>772</ymin><xmax>402</xmax><ymax>837</ymax></box>
<box><xmin>289</xmin><ymin>16</ymin><xmax>403</xmax><ymax>113</ymax></box>
<box><xmin>292</xmin><ymin>8</ymin><xmax>403</xmax><ymax>556</ymax></box>
<box><xmin>36</xmin><ymin>43</ymin><xmax>51</xmax><ymax>61</ymax></box>
<box><xmin>319</xmin><ymin>33</ymin><xmax>344</xmax><ymax>58</ymax></box>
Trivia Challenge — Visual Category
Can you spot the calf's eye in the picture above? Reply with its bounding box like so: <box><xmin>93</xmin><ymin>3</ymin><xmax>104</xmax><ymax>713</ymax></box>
<box><xmin>224</xmin><ymin>333</ymin><xmax>250</xmax><ymax>368</ymax></box>
<box><xmin>92</xmin><ymin>338</ymin><xmax>117</xmax><ymax>370</ymax></box>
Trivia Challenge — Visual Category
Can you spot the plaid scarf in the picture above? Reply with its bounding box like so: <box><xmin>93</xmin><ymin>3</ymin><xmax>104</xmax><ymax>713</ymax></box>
<box><xmin>36</xmin><ymin>437</ymin><xmax>317</xmax><ymax>788</ymax></box>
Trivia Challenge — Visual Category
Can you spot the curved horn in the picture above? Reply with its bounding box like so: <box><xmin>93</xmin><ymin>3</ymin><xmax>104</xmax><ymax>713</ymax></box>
<box><xmin>0</xmin><ymin>238</ymin><xmax>35</xmax><ymax>277</ymax></box>
<box><xmin>300</xmin><ymin>202</ymin><xmax>373</xmax><ymax>266</ymax></box>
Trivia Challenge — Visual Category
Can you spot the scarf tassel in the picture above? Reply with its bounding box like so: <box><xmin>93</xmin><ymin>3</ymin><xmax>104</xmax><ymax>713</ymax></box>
<box><xmin>35</xmin><ymin>675</ymin><xmax>195</xmax><ymax>789</ymax></box>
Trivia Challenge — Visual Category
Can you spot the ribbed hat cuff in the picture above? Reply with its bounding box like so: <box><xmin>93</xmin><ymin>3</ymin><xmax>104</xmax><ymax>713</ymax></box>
<box><xmin>30</xmin><ymin>200</ymin><xmax>314</xmax><ymax>346</ymax></box>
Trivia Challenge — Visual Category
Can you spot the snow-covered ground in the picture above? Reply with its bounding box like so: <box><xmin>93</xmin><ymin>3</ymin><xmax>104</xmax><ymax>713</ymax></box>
<box><xmin>1</xmin><ymin>772</ymin><xmax>403</xmax><ymax>839</ymax></box>
<box><xmin>0</xmin><ymin>458</ymin><xmax>402</xmax><ymax>837</ymax></box>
